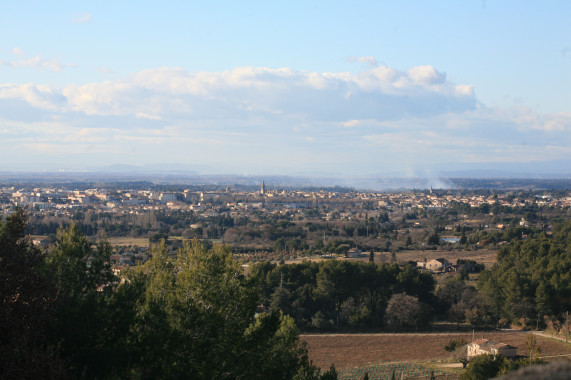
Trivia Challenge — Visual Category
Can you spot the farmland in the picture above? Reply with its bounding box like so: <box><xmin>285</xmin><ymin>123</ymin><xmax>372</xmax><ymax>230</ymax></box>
<box><xmin>335</xmin><ymin>362</ymin><xmax>452</xmax><ymax>380</ymax></box>
<box><xmin>389</xmin><ymin>249</ymin><xmax>498</xmax><ymax>269</ymax></box>
<box><xmin>283</xmin><ymin>248</ymin><xmax>498</xmax><ymax>269</ymax></box>
<box><xmin>302</xmin><ymin>332</ymin><xmax>571</xmax><ymax>369</ymax></box>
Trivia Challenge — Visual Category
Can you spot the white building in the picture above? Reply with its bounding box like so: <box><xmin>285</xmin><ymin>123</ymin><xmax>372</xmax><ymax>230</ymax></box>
<box><xmin>467</xmin><ymin>339</ymin><xmax>517</xmax><ymax>359</ymax></box>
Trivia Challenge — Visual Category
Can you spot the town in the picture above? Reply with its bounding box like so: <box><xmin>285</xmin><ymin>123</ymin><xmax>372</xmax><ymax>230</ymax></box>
<box><xmin>3</xmin><ymin>180</ymin><xmax>571</xmax><ymax>379</ymax></box>
<box><xmin>2</xmin><ymin>181</ymin><xmax>569</xmax><ymax>269</ymax></box>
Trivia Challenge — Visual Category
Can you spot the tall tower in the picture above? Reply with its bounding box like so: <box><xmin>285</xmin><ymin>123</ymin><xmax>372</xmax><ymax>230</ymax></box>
<box><xmin>260</xmin><ymin>181</ymin><xmax>266</xmax><ymax>195</ymax></box>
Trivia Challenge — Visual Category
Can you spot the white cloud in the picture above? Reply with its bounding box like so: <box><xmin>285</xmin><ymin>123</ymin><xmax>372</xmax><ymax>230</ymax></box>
<box><xmin>12</xmin><ymin>47</ymin><xmax>25</xmax><ymax>57</ymax></box>
<box><xmin>72</xmin><ymin>13</ymin><xmax>92</xmax><ymax>24</ymax></box>
<box><xmin>407</xmin><ymin>65</ymin><xmax>446</xmax><ymax>86</ymax></box>
<box><xmin>349</xmin><ymin>56</ymin><xmax>378</xmax><ymax>67</ymax></box>
<box><xmin>0</xmin><ymin>64</ymin><xmax>568</xmax><ymax>174</ymax></box>
<box><xmin>0</xmin><ymin>52</ymin><xmax>76</xmax><ymax>71</ymax></box>
<box><xmin>0</xmin><ymin>65</ymin><xmax>476</xmax><ymax>121</ymax></box>
<box><xmin>0</xmin><ymin>83</ymin><xmax>67</xmax><ymax>110</ymax></box>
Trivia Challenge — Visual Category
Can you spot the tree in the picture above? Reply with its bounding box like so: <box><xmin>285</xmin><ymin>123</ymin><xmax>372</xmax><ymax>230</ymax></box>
<box><xmin>45</xmin><ymin>224</ymin><xmax>114</xmax><ymax>299</ymax></box>
<box><xmin>478</xmin><ymin>220</ymin><xmax>571</xmax><ymax>323</ymax></box>
<box><xmin>427</xmin><ymin>231</ymin><xmax>440</xmax><ymax>245</ymax></box>
<box><xmin>319</xmin><ymin>364</ymin><xmax>338</xmax><ymax>380</ymax></box>
<box><xmin>460</xmin><ymin>354</ymin><xmax>517</xmax><ymax>380</ymax></box>
<box><xmin>243</xmin><ymin>312</ymin><xmax>322</xmax><ymax>380</ymax></box>
<box><xmin>126</xmin><ymin>240</ymin><xmax>321</xmax><ymax>379</ymax></box>
<box><xmin>384</xmin><ymin>293</ymin><xmax>426</xmax><ymax>330</ymax></box>
<box><xmin>525</xmin><ymin>333</ymin><xmax>541</xmax><ymax>365</ymax></box>
<box><xmin>437</xmin><ymin>277</ymin><xmax>468</xmax><ymax>313</ymax></box>
<box><xmin>444</xmin><ymin>338</ymin><xmax>468</xmax><ymax>352</ymax></box>
<box><xmin>43</xmin><ymin>224</ymin><xmax>116</xmax><ymax>377</ymax></box>
<box><xmin>0</xmin><ymin>208</ymin><xmax>66</xmax><ymax>378</ymax></box>
<box><xmin>405</xmin><ymin>235</ymin><xmax>413</xmax><ymax>247</ymax></box>
<box><xmin>270</xmin><ymin>279</ymin><xmax>291</xmax><ymax>314</ymax></box>
<box><xmin>459</xmin><ymin>232</ymin><xmax>467</xmax><ymax>245</ymax></box>
<box><xmin>444</xmin><ymin>339</ymin><xmax>468</xmax><ymax>368</ymax></box>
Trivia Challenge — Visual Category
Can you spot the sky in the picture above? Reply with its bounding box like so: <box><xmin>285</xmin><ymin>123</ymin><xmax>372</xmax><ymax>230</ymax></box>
<box><xmin>0</xmin><ymin>1</ymin><xmax>570</xmax><ymax>177</ymax></box>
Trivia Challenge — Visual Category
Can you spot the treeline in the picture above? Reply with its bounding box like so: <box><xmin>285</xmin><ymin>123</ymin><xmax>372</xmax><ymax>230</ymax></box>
<box><xmin>1</xmin><ymin>209</ymin><xmax>336</xmax><ymax>379</ymax></box>
<box><xmin>28</xmin><ymin>209</ymin><xmax>238</xmax><ymax>239</ymax></box>
<box><xmin>250</xmin><ymin>260</ymin><xmax>436</xmax><ymax>331</ymax></box>
<box><xmin>478</xmin><ymin>219</ymin><xmax>571</xmax><ymax>326</ymax></box>
<box><xmin>4</xmin><ymin>207</ymin><xmax>571</xmax><ymax>377</ymax></box>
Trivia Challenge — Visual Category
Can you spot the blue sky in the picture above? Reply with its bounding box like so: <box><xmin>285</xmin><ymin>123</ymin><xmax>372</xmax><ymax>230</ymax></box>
<box><xmin>0</xmin><ymin>1</ymin><xmax>569</xmax><ymax>176</ymax></box>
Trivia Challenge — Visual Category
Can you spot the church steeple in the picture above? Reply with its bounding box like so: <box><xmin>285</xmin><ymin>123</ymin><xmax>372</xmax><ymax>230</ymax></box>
<box><xmin>260</xmin><ymin>180</ymin><xmax>266</xmax><ymax>195</ymax></box>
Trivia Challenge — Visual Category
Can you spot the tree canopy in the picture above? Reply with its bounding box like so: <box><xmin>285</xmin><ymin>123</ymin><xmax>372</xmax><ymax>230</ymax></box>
<box><xmin>251</xmin><ymin>259</ymin><xmax>435</xmax><ymax>331</ymax></box>
<box><xmin>478</xmin><ymin>220</ymin><xmax>571</xmax><ymax>324</ymax></box>
<box><xmin>0</xmin><ymin>209</ymin><xmax>332</xmax><ymax>379</ymax></box>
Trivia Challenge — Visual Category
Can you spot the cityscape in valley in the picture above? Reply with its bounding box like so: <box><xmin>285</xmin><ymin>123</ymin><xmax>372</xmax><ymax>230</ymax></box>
<box><xmin>2</xmin><ymin>174</ymin><xmax>571</xmax><ymax>378</ymax></box>
<box><xmin>6</xmin><ymin>178</ymin><xmax>570</xmax><ymax>262</ymax></box>
<box><xmin>2</xmin><ymin>1</ymin><xmax>571</xmax><ymax>379</ymax></box>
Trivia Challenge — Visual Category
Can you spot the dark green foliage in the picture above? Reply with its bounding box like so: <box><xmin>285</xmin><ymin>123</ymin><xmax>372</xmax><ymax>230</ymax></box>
<box><xmin>319</xmin><ymin>364</ymin><xmax>338</xmax><ymax>380</ymax></box>
<box><xmin>120</xmin><ymin>241</ymin><xmax>321</xmax><ymax>379</ymax></box>
<box><xmin>436</xmin><ymin>276</ymin><xmax>492</xmax><ymax>326</ymax></box>
<box><xmin>460</xmin><ymin>354</ymin><xmax>519</xmax><ymax>380</ymax></box>
<box><xmin>2</xmin><ymin>212</ymin><xmax>327</xmax><ymax>379</ymax></box>
<box><xmin>478</xmin><ymin>220</ymin><xmax>571</xmax><ymax>323</ymax></box>
<box><xmin>456</xmin><ymin>259</ymin><xmax>485</xmax><ymax>274</ymax></box>
<box><xmin>149</xmin><ymin>232</ymin><xmax>169</xmax><ymax>243</ymax></box>
<box><xmin>43</xmin><ymin>224</ymin><xmax>117</xmax><ymax>377</ymax></box>
<box><xmin>0</xmin><ymin>208</ymin><xmax>67</xmax><ymax>378</ymax></box>
<box><xmin>427</xmin><ymin>231</ymin><xmax>440</xmax><ymax>245</ymax></box>
<box><xmin>251</xmin><ymin>259</ymin><xmax>435</xmax><ymax>330</ymax></box>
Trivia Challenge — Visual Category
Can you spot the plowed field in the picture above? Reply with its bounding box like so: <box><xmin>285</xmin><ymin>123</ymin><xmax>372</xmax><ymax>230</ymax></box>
<box><xmin>301</xmin><ymin>332</ymin><xmax>571</xmax><ymax>369</ymax></box>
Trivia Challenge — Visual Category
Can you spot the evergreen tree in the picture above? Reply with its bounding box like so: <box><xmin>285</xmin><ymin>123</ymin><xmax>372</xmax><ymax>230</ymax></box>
<box><xmin>0</xmin><ymin>208</ymin><xmax>66</xmax><ymax>378</ymax></box>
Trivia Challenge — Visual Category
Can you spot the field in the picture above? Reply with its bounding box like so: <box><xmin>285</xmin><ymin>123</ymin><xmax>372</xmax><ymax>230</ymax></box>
<box><xmin>283</xmin><ymin>249</ymin><xmax>498</xmax><ymax>269</ymax></box>
<box><xmin>302</xmin><ymin>332</ymin><xmax>571</xmax><ymax>370</ymax></box>
<box><xmin>389</xmin><ymin>249</ymin><xmax>498</xmax><ymax>269</ymax></box>
<box><xmin>335</xmin><ymin>362</ymin><xmax>452</xmax><ymax>380</ymax></box>
<box><xmin>104</xmin><ymin>236</ymin><xmax>150</xmax><ymax>247</ymax></box>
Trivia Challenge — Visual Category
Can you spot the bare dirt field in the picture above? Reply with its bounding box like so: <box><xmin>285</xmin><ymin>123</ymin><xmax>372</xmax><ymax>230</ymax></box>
<box><xmin>301</xmin><ymin>332</ymin><xmax>571</xmax><ymax>369</ymax></box>
<box><xmin>104</xmin><ymin>236</ymin><xmax>150</xmax><ymax>246</ymax></box>
<box><xmin>389</xmin><ymin>249</ymin><xmax>498</xmax><ymax>269</ymax></box>
<box><xmin>284</xmin><ymin>249</ymin><xmax>498</xmax><ymax>268</ymax></box>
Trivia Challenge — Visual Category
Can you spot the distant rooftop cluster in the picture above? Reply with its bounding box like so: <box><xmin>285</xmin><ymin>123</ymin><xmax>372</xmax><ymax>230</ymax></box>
<box><xmin>2</xmin><ymin>185</ymin><xmax>570</xmax><ymax>217</ymax></box>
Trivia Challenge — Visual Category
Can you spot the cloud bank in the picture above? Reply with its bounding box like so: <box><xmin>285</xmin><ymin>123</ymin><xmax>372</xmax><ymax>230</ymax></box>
<box><xmin>0</xmin><ymin>65</ymin><xmax>476</xmax><ymax>120</ymax></box>
<box><xmin>0</xmin><ymin>65</ymin><xmax>568</xmax><ymax>175</ymax></box>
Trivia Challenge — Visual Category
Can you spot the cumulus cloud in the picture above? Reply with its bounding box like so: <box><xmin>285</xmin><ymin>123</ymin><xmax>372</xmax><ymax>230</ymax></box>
<box><xmin>407</xmin><ymin>65</ymin><xmax>446</xmax><ymax>86</ymax></box>
<box><xmin>0</xmin><ymin>65</ymin><xmax>477</xmax><ymax>121</ymax></box>
<box><xmin>0</xmin><ymin>84</ymin><xmax>68</xmax><ymax>110</ymax></box>
<box><xmin>0</xmin><ymin>64</ymin><xmax>568</xmax><ymax>174</ymax></box>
